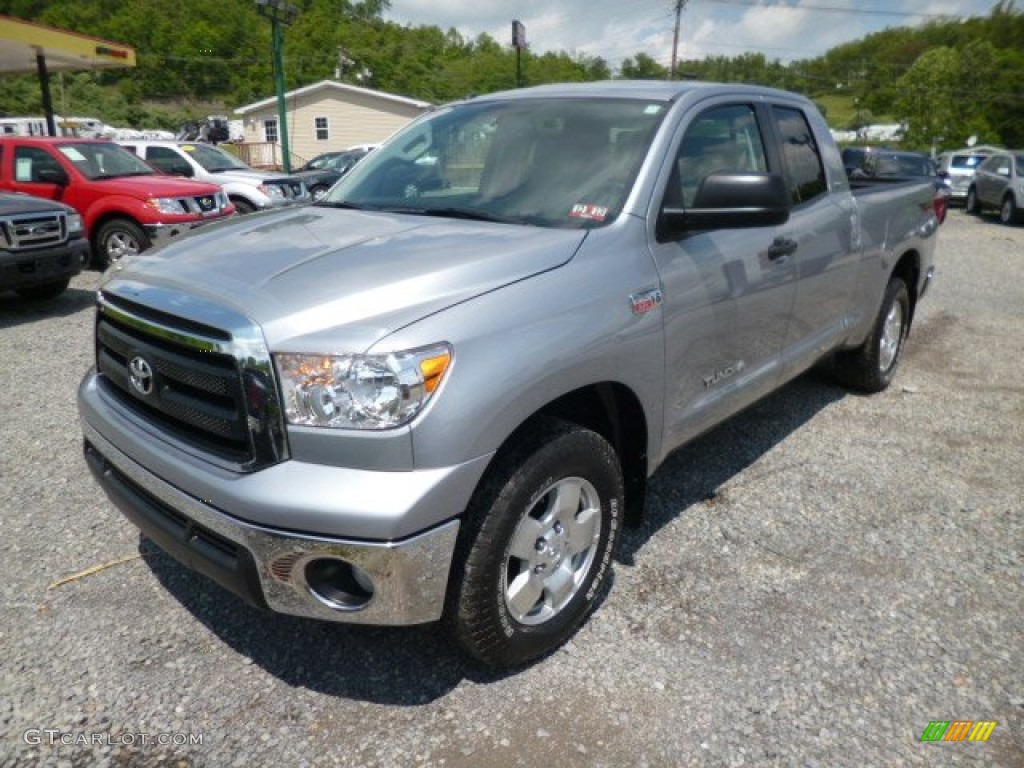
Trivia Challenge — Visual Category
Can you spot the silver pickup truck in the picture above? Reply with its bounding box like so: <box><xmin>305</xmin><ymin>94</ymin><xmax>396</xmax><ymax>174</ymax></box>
<box><xmin>78</xmin><ymin>81</ymin><xmax>938</xmax><ymax>668</ymax></box>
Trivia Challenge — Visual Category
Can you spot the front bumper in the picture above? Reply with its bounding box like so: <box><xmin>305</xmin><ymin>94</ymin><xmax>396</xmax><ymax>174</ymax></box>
<box><xmin>82</xmin><ymin>421</ymin><xmax>460</xmax><ymax>625</ymax></box>
<box><xmin>0</xmin><ymin>238</ymin><xmax>88</xmax><ymax>290</ymax></box>
<box><xmin>144</xmin><ymin>212</ymin><xmax>235</xmax><ymax>249</ymax></box>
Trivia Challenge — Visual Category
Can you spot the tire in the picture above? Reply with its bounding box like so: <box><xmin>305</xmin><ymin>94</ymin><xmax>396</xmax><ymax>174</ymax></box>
<box><xmin>309</xmin><ymin>184</ymin><xmax>329</xmax><ymax>202</ymax></box>
<box><xmin>93</xmin><ymin>219</ymin><xmax>150</xmax><ymax>269</ymax></box>
<box><xmin>965</xmin><ymin>186</ymin><xmax>980</xmax><ymax>215</ymax></box>
<box><xmin>834</xmin><ymin>276</ymin><xmax>910</xmax><ymax>393</ymax></box>
<box><xmin>16</xmin><ymin>278</ymin><xmax>70</xmax><ymax>300</ymax></box>
<box><xmin>447</xmin><ymin>418</ymin><xmax>624</xmax><ymax>668</ymax></box>
<box><xmin>999</xmin><ymin>195</ymin><xmax>1021</xmax><ymax>226</ymax></box>
<box><xmin>231</xmin><ymin>198</ymin><xmax>256</xmax><ymax>214</ymax></box>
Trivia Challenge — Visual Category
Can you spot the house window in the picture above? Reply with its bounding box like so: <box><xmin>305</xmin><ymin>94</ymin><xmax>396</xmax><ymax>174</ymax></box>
<box><xmin>263</xmin><ymin>119</ymin><xmax>278</xmax><ymax>143</ymax></box>
<box><xmin>315</xmin><ymin>117</ymin><xmax>329</xmax><ymax>141</ymax></box>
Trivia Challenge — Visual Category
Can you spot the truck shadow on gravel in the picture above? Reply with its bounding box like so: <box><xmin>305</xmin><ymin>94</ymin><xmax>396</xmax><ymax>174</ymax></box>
<box><xmin>0</xmin><ymin>287</ymin><xmax>96</xmax><ymax>329</ymax></box>
<box><xmin>140</xmin><ymin>367</ymin><xmax>849</xmax><ymax>703</ymax></box>
<box><xmin>620</xmin><ymin>367</ymin><xmax>848</xmax><ymax>563</ymax></box>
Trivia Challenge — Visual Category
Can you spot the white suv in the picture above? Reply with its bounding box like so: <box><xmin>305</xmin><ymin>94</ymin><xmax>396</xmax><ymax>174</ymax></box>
<box><xmin>119</xmin><ymin>140</ymin><xmax>310</xmax><ymax>213</ymax></box>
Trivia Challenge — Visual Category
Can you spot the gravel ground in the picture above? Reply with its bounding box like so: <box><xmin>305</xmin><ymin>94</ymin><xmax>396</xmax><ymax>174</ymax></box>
<box><xmin>0</xmin><ymin>210</ymin><xmax>1021</xmax><ymax>767</ymax></box>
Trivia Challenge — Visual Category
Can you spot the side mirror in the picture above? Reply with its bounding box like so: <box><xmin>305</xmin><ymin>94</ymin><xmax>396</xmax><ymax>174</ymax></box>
<box><xmin>36</xmin><ymin>166</ymin><xmax>69</xmax><ymax>185</ymax></box>
<box><xmin>659</xmin><ymin>172</ymin><xmax>791</xmax><ymax>239</ymax></box>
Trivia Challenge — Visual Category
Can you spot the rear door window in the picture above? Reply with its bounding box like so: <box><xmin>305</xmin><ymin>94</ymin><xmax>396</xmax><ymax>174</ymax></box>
<box><xmin>770</xmin><ymin>106</ymin><xmax>827</xmax><ymax>205</ymax></box>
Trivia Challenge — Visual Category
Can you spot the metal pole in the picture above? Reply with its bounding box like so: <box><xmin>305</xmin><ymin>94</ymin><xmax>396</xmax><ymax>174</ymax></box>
<box><xmin>36</xmin><ymin>52</ymin><xmax>57</xmax><ymax>136</ymax></box>
<box><xmin>272</xmin><ymin>19</ymin><xmax>292</xmax><ymax>173</ymax></box>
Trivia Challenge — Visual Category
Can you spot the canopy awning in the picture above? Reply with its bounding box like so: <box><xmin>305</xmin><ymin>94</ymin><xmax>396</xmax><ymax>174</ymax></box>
<box><xmin>0</xmin><ymin>15</ymin><xmax>136</xmax><ymax>136</ymax></box>
<box><xmin>0</xmin><ymin>15</ymin><xmax>136</xmax><ymax>73</ymax></box>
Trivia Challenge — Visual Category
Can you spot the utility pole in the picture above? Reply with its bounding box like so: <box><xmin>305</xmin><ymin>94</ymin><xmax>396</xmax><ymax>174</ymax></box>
<box><xmin>669</xmin><ymin>0</ymin><xmax>687</xmax><ymax>80</ymax></box>
<box><xmin>255</xmin><ymin>0</ymin><xmax>297</xmax><ymax>173</ymax></box>
<box><xmin>512</xmin><ymin>21</ymin><xmax>527</xmax><ymax>88</ymax></box>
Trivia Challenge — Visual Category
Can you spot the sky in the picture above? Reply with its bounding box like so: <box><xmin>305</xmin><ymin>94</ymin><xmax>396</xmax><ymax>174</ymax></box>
<box><xmin>383</xmin><ymin>0</ymin><xmax>1000</xmax><ymax>69</ymax></box>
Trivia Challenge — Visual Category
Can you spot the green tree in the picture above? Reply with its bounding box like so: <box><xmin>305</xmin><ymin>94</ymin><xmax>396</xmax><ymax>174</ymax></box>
<box><xmin>894</xmin><ymin>47</ymin><xmax>959</xmax><ymax>149</ymax></box>
<box><xmin>619</xmin><ymin>53</ymin><xmax>667</xmax><ymax>80</ymax></box>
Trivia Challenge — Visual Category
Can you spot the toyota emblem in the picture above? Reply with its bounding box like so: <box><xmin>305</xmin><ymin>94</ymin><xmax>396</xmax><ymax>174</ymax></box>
<box><xmin>128</xmin><ymin>356</ymin><xmax>154</xmax><ymax>396</ymax></box>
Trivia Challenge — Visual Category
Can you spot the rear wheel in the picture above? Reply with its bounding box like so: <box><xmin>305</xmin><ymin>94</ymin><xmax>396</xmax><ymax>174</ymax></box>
<box><xmin>834</xmin><ymin>276</ymin><xmax>910</xmax><ymax>393</ymax></box>
<box><xmin>93</xmin><ymin>219</ymin><xmax>149</xmax><ymax>269</ymax></box>
<box><xmin>447</xmin><ymin>418</ymin><xmax>623</xmax><ymax>668</ymax></box>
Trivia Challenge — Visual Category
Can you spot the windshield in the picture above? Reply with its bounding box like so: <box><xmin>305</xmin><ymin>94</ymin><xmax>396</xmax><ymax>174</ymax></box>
<box><xmin>322</xmin><ymin>97</ymin><xmax>667</xmax><ymax>228</ymax></box>
<box><xmin>57</xmin><ymin>142</ymin><xmax>156</xmax><ymax>180</ymax></box>
<box><xmin>181</xmin><ymin>143</ymin><xmax>250</xmax><ymax>172</ymax></box>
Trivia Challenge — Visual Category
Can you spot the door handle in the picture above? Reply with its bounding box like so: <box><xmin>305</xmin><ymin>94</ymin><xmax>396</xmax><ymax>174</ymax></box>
<box><xmin>767</xmin><ymin>237</ymin><xmax>798</xmax><ymax>261</ymax></box>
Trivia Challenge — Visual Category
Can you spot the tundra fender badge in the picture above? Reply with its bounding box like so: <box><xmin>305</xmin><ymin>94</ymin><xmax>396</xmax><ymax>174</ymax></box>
<box><xmin>630</xmin><ymin>288</ymin><xmax>663</xmax><ymax>315</ymax></box>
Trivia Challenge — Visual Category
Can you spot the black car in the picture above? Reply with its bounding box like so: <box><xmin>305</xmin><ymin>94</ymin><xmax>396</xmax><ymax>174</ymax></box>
<box><xmin>293</xmin><ymin>148</ymin><xmax>373</xmax><ymax>200</ymax></box>
<box><xmin>842</xmin><ymin>146</ymin><xmax>950</xmax><ymax>223</ymax></box>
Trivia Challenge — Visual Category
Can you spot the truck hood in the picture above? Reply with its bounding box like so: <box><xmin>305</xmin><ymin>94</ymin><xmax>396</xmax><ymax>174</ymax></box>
<box><xmin>107</xmin><ymin>206</ymin><xmax>586</xmax><ymax>351</ymax></box>
<box><xmin>94</xmin><ymin>174</ymin><xmax>222</xmax><ymax>197</ymax></box>
<box><xmin>0</xmin><ymin>192</ymin><xmax>75</xmax><ymax>216</ymax></box>
<box><xmin>206</xmin><ymin>168</ymin><xmax>297</xmax><ymax>185</ymax></box>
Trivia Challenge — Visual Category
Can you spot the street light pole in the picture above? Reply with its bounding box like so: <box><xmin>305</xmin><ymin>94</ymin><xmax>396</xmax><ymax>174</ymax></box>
<box><xmin>255</xmin><ymin>0</ymin><xmax>296</xmax><ymax>173</ymax></box>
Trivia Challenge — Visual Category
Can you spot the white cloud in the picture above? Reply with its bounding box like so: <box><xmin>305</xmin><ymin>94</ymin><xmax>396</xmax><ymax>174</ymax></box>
<box><xmin>384</xmin><ymin>0</ymin><xmax>997</xmax><ymax>69</ymax></box>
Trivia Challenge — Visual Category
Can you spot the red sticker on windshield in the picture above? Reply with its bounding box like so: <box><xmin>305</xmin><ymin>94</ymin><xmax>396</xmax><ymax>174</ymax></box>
<box><xmin>569</xmin><ymin>203</ymin><xmax>609</xmax><ymax>221</ymax></box>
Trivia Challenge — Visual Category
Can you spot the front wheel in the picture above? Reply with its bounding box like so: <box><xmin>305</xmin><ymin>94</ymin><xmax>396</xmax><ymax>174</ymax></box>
<box><xmin>834</xmin><ymin>276</ymin><xmax>910</xmax><ymax>393</ymax></box>
<box><xmin>231</xmin><ymin>198</ymin><xmax>256</xmax><ymax>214</ymax></box>
<box><xmin>309</xmin><ymin>184</ymin><xmax>329</xmax><ymax>202</ymax></box>
<box><xmin>93</xmin><ymin>219</ymin><xmax>150</xmax><ymax>269</ymax></box>
<box><xmin>999</xmin><ymin>195</ymin><xmax>1021</xmax><ymax>226</ymax></box>
<box><xmin>447</xmin><ymin>419</ymin><xmax>623</xmax><ymax>668</ymax></box>
<box><xmin>965</xmin><ymin>186</ymin><xmax>980</xmax><ymax>215</ymax></box>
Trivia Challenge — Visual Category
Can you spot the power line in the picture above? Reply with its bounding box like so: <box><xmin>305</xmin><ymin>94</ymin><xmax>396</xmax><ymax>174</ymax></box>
<box><xmin>700</xmin><ymin>0</ymin><xmax>982</xmax><ymax>20</ymax></box>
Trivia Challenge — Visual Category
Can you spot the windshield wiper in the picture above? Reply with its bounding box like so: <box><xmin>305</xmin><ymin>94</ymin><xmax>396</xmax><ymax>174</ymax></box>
<box><xmin>315</xmin><ymin>201</ymin><xmax>371</xmax><ymax>210</ymax></box>
<box><xmin>379</xmin><ymin>206</ymin><xmax>529</xmax><ymax>225</ymax></box>
<box><xmin>93</xmin><ymin>171</ymin><xmax>152</xmax><ymax>179</ymax></box>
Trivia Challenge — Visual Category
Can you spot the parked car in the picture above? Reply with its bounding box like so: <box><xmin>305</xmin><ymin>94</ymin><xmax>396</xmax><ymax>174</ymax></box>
<box><xmin>293</xmin><ymin>147</ymin><xmax>373</xmax><ymax>201</ymax></box>
<box><xmin>118</xmin><ymin>140</ymin><xmax>310</xmax><ymax>214</ymax></box>
<box><xmin>842</xmin><ymin>147</ymin><xmax>949</xmax><ymax>223</ymax></box>
<box><xmin>0</xmin><ymin>137</ymin><xmax>234</xmax><ymax>268</ymax></box>
<box><xmin>936</xmin><ymin>148</ymin><xmax>996</xmax><ymax>204</ymax></box>
<box><xmin>0</xmin><ymin>192</ymin><xmax>89</xmax><ymax>299</ymax></box>
<box><xmin>79</xmin><ymin>81</ymin><xmax>939</xmax><ymax>669</ymax></box>
<box><xmin>966</xmin><ymin>150</ymin><xmax>1024</xmax><ymax>225</ymax></box>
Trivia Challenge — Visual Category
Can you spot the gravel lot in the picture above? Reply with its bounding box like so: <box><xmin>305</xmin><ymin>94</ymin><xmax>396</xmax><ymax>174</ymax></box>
<box><xmin>1</xmin><ymin>210</ymin><xmax>1021</xmax><ymax>767</ymax></box>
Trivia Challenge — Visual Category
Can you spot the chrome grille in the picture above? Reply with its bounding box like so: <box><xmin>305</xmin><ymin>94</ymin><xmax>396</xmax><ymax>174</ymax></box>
<box><xmin>1</xmin><ymin>211</ymin><xmax>67</xmax><ymax>249</ymax></box>
<box><xmin>94</xmin><ymin>287</ymin><xmax>289</xmax><ymax>472</ymax></box>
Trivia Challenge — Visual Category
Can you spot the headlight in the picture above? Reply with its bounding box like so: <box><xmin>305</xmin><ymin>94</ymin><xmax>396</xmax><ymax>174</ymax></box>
<box><xmin>146</xmin><ymin>197</ymin><xmax>185</xmax><ymax>215</ymax></box>
<box><xmin>67</xmin><ymin>213</ymin><xmax>84</xmax><ymax>236</ymax></box>
<box><xmin>275</xmin><ymin>343</ymin><xmax>452</xmax><ymax>430</ymax></box>
<box><xmin>259</xmin><ymin>184</ymin><xmax>285</xmax><ymax>199</ymax></box>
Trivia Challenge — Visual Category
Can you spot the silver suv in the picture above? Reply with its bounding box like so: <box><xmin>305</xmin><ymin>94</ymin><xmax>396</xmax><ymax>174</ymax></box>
<box><xmin>966</xmin><ymin>150</ymin><xmax>1024</xmax><ymax>225</ymax></box>
<box><xmin>936</xmin><ymin>148</ymin><xmax>995</xmax><ymax>204</ymax></box>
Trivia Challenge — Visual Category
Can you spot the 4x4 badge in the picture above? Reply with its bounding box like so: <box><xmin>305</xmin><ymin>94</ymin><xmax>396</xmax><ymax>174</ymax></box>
<box><xmin>128</xmin><ymin>356</ymin><xmax>154</xmax><ymax>396</ymax></box>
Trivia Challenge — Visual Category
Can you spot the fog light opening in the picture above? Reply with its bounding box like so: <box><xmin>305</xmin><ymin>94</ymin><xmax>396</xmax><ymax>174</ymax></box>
<box><xmin>304</xmin><ymin>558</ymin><xmax>374</xmax><ymax>612</ymax></box>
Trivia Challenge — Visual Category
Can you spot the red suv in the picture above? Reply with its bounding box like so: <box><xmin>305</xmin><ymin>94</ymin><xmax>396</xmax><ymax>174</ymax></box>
<box><xmin>0</xmin><ymin>137</ymin><xmax>234</xmax><ymax>268</ymax></box>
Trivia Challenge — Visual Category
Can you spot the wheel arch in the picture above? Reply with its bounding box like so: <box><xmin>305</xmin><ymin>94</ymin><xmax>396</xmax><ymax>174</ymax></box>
<box><xmin>484</xmin><ymin>382</ymin><xmax>650</xmax><ymax>526</ymax></box>
<box><xmin>891</xmin><ymin>249</ymin><xmax>921</xmax><ymax>327</ymax></box>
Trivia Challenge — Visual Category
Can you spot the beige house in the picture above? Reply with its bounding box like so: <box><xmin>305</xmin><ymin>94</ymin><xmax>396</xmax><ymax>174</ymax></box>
<box><xmin>234</xmin><ymin>80</ymin><xmax>432</xmax><ymax>169</ymax></box>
